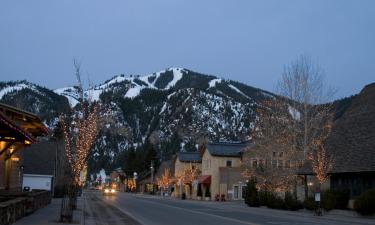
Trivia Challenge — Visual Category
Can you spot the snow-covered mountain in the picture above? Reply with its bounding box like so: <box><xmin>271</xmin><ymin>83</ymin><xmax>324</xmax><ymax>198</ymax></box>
<box><xmin>0</xmin><ymin>67</ymin><xmax>278</xmax><ymax>172</ymax></box>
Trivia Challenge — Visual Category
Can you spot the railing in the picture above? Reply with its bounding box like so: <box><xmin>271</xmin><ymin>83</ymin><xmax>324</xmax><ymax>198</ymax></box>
<box><xmin>0</xmin><ymin>198</ymin><xmax>27</xmax><ymax>225</ymax></box>
<box><xmin>0</xmin><ymin>190</ymin><xmax>51</xmax><ymax>225</ymax></box>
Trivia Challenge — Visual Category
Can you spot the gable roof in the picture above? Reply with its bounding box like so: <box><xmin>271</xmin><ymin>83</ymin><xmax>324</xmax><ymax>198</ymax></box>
<box><xmin>205</xmin><ymin>142</ymin><xmax>249</xmax><ymax>157</ymax></box>
<box><xmin>0</xmin><ymin>103</ymin><xmax>48</xmax><ymax>137</ymax></box>
<box><xmin>178</xmin><ymin>152</ymin><xmax>201</xmax><ymax>163</ymax></box>
<box><xmin>0</xmin><ymin>111</ymin><xmax>35</xmax><ymax>143</ymax></box>
<box><xmin>326</xmin><ymin>83</ymin><xmax>375</xmax><ymax>173</ymax></box>
<box><xmin>23</xmin><ymin>141</ymin><xmax>56</xmax><ymax>175</ymax></box>
<box><xmin>299</xmin><ymin>83</ymin><xmax>375</xmax><ymax>175</ymax></box>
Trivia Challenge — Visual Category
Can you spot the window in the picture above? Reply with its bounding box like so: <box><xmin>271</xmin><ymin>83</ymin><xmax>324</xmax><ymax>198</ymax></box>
<box><xmin>285</xmin><ymin>160</ymin><xmax>291</xmax><ymax>168</ymax></box>
<box><xmin>278</xmin><ymin>160</ymin><xmax>283</xmax><ymax>169</ymax></box>
<box><xmin>259</xmin><ymin>159</ymin><xmax>264</xmax><ymax>168</ymax></box>
<box><xmin>272</xmin><ymin>160</ymin><xmax>277</xmax><ymax>168</ymax></box>
<box><xmin>272</xmin><ymin>152</ymin><xmax>277</xmax><ymax>157</ymax></box>
<box><xmin>226</xmin><ymin>160</ymin><xmax>232</xmax><ymax>167</ymax></box>
<box><xmin>279</xmin><ymin>152</ymin><xmax>284</xmax><ymax>157</ymax></box>
<box><xmin>233</xmin><ymin>185</ymin><xmax>239</xmax><ymax>199</ymax></box>
<box><xmin>252</xmin><ymin>159</ymin><xmax>258</xmax><ymax>168</ymax></box>
<box><xmin>204</xmin><ymin>160</ymin><xmax>211</xmax><ymax>169</ymax></box>
<box><xmin>296</xmin><ymin>160</ymin><xmax>303</xmax><ymax>168</ymax></box>
<box><xmin>241</xmin><ymin>185</ymin><xmax>247</xmax><ymax>200</ymax></box>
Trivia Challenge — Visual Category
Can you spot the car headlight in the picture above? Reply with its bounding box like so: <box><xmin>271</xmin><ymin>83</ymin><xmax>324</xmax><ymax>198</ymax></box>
<box><xmin>104</xmin><ymin>189</ymin><xmax>109</xmax><ymax>193</ymax></box>
<box><xmin>111</xmin><ymin>189</ymin><xmax>116</xmax><ymax>193</ymax></box>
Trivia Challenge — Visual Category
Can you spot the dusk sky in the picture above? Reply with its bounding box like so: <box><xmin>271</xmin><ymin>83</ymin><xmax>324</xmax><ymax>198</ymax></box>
<box><xmin>1</xmin><ymin>0</ymin><xmax>374</xmax><ymax>99</ymax></box>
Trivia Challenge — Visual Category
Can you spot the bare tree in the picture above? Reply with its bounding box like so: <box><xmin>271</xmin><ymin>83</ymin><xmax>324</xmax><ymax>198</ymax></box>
<box><xmin>157</xmin><ymin>168</ymin><xmax>172</xmax><ymax>192</ymax></box>
<box><xmin>278</xmin><ymin>55</ymin><xmax>335</xmax><ymax>157</ymax></box>
<box><xmin>60</xmin><ymin>61</ymin><xmax>99</xmax><ymax>186</ymax></box>
<box><xmin>243</xmin><ymin>55</ymin><xmax>335</xmax><ymax>193</ymax></box>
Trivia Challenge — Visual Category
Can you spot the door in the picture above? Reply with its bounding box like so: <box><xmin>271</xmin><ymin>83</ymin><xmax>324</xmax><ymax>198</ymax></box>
<box><xmin>233</xmin><ymin>185</ymin><xmax>239</xmax><ymax>199</ymax></box>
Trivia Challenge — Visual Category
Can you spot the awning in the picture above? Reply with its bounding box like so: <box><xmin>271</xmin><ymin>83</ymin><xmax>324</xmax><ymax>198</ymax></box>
<box><xmin>197</xmin><ymin>175</ymin><xmax>211</xmax><ymax>185</ymax></box>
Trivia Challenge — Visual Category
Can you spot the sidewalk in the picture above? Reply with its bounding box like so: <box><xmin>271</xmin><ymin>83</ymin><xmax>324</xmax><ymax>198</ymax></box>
<box><xmin>13</xmin><ymin>197</ymin><xmax>84</xmax><ymax>225</ymax></box>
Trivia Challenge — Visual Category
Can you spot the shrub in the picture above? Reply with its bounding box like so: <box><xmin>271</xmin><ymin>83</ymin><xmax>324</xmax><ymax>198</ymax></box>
<box><xmin>354</xmin><ymin>189</ymin><xmax>375</xmax><ymax>216</ymax></box>
<box><xmin>334</xmin><ymin>189</ymin><xmax>350</xmax><ymax>209</ymax></box>
<box><xmin>304</xmin><ymin>197</ymin><xmax>318</xmax><ymax>210</ymax></box>
<box><xmin>321</xmin><ymin>190</ymin><xmax>337</xmax><ymax>211</ymax></box>
<box><xmin>267</xmin><ymin>194</ymin><xmax>285</xmax><ymax>209</ymax></box>
<box><xmin>244</xmin><ymin>179</ymin><xmax>259</xmax><ymax>207</ymax></box>
<box><xmin>284</xmin><ymin>192</ymin><xmax>303</xmax><ymax>211</ymax></box>
<box><xmin>258</xmin><ymin>190</ymin><xmax>272</xmax><ymax>206</ymax></box>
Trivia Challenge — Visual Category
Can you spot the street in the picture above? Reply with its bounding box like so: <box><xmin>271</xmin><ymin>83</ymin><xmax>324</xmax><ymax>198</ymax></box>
<box><xmin>83</xmin><ymin>191</ymin><xmax>375</xmax><ymax>225</ymax></box>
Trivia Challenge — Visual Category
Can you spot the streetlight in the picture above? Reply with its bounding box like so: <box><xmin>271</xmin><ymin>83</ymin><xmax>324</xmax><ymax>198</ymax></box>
<box><xmin>150</xmin><ymin>161</ymin><xmax>154</xmax><ymax>194</ymax></box>
<box><xmin>133</xmin><ymin>172</ymin><xmax>138</xmax><ymax>193</ymax></box>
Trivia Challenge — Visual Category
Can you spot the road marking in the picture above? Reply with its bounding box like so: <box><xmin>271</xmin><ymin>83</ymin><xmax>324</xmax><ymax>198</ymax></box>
<box><xmin>102</xmin><ymin>194</ymin><xmax>260</xmax><ymax>225</ymax></box>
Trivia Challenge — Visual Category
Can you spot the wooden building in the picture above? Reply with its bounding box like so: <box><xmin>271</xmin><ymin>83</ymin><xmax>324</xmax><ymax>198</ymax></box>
<box><xmin>0</xmin><ymin>103</ymin><xmax>48</xmax><ymax>191</ymax></box>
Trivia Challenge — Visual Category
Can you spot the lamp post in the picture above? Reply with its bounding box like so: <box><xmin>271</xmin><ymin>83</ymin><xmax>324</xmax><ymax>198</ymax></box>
<box><xmin>150</xmin><ymin>161</ymin><xmax>154</xmax><ymax>194</ymax></box>
<box><xmin>133</xmin><ymin>172</ymin><xmax>137</xmax><ymax>193</ymax></box>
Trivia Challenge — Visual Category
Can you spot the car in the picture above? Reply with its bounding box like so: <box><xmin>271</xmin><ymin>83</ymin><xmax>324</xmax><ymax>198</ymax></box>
<box><xmin>102</xmin><ymin>186</ymin><xmax>116</xmax><ymax>195</ymax></box>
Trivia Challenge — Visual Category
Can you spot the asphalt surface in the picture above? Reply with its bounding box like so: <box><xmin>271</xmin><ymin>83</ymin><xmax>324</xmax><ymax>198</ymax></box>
<box><xmin>85</xmin><ymin>191</ymin><xmax>375</xmax><ymax>225</ymax></box>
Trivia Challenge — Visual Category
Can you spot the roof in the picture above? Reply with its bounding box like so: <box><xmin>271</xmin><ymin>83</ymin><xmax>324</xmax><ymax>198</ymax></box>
<box><xmin>299</xmin><ymin>83</ymin><xmax>375</xmax><ymax>174</ymax></box>
<box><xmin>23</xmin><ymin>141</ymin><xmax>56</xmax><ymax>175</ymax></box>
<box><xmin>326</xmin><ymin>83</ymin><xmax>375</xmax><ymax>173</ymax></box>
<box><xmin>0</xmin><ymin>111</ymin><xmax>35</xmax><ymax>143</ymax></box>
<box><xmin>205</xmin><ymin>142</ymin><xmax>249</xmax><ymax>157</ymax></box>
<box><xmin>155</xmin><ymin>156</ymin><xmax>176</xmax><ymax>178</ymax></box>
<box><xmin>178</xmin><ymin>152</ymin><xmax>202</xmax><ymax>163</ymax></box>
<box><xmin>0</xmin><ymin>103</ymin><xmax>48</xmax><ymax>137</ymax></box>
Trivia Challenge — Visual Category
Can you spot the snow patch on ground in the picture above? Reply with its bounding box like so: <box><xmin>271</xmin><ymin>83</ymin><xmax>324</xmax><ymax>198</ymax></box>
<box><xmin>87</xmin><ymin>89</ymin><xmax>103</xmax><ymax>101</ymax></box>
<box><xmin>261</xmin><ymin>91</ymin><xmax>276</xmax><ymax>99</ymax></box>
<box><xmin>0</xmin><ymin>83</ymin><xmax>37</xmax><ymax>99</ymax></box>
<box><xmin>228</xmin><ymin>84</ymin><xmax>250</xmax><ymax>99</ymax></box>
<box><xmin>125</xmin><ymin>85</ymin><xmax>144</xmax><ymax>98</ymax></box>
<box><xmin>159</xmin><ymin>102</ymin><xmax>168</xmax><ymax>114</ymax></box>
<box><xmin>288</xmin><ymin>105</ymin><xmax>301</xmax><ymax>121</ymax></box>
<box><xmin>164</xmin><ymin>68</ymin><xmax>184</xmax><ymax>89</ymax></box>
<box><xmin>208</xmin><ymin>78</ymin><xmax>222</xmax><ymax>88</ymax></box>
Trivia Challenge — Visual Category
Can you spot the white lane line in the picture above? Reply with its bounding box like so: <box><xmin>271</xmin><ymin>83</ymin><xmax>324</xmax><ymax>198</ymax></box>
<box><xmin>103</xmin><ymin>194</ymin><xmax>260</xmax><ymax>225</ymax></box>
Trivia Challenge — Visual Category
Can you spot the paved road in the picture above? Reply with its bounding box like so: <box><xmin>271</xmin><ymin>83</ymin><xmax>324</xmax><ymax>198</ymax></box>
<box><xmin>84</xmin><ymin>191</ymin><xmax>375</xmax><ymax>225</ymax></box>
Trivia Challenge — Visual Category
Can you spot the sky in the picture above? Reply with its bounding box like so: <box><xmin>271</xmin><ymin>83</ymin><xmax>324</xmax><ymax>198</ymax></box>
<box><xmin>0</xmin><ymin>0</ymin><xmax>374</xmax><ymax>99</ymax></box>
